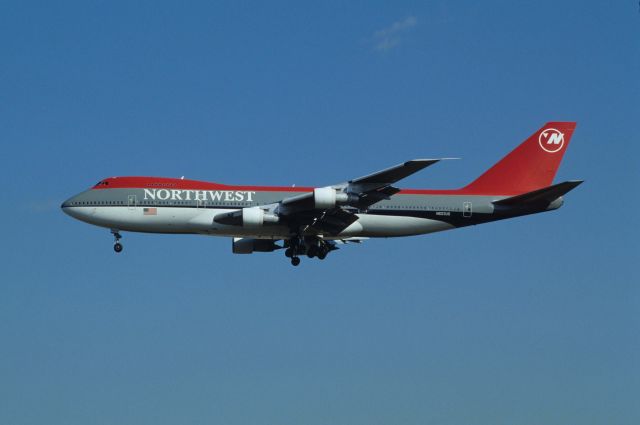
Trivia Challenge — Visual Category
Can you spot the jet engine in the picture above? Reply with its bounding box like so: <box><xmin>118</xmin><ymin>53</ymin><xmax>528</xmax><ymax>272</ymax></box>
<box><xmin>313</xmin><ymin>187</ymin><xmax>336</xmax><ymax>209</ymax></box>
<box><xmin>214</xmin><ymin>207</ymin><xmax>279</xmax><ymax>227</ymax></box>
<box><xmin>242</xmin><ymin>206</ymin><xmax>265</xmax><ymax>227</ymax></box>
<box><xmin>232</xmin><ymin>238</ymin><xmax>281</xmax><ymax>254</ymax></box>
<box><xmin>314</xmin><ymin>187</ymin><xmax>352</xmax><ymax>209</ymax></box>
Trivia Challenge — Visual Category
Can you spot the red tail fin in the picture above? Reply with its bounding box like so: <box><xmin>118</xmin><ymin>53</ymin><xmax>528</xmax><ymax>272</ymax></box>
<box><xmin>462</xmin><ymin>122</ymin><xmax>576</xmax><ymax>195</ymax></box>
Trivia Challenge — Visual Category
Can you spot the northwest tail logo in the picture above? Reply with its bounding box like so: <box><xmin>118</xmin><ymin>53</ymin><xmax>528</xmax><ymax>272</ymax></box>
<box><xmin>539</xmin><ymin>128</ymin><xmax>565</xmax><ymax>153</ymax></box>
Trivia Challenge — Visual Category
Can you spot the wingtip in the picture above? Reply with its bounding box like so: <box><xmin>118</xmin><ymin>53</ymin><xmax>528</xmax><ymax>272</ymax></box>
<box><xmin>409</xmin><ymin>157</ymin><xmax>460</xmax><ymax>162</ymax></box>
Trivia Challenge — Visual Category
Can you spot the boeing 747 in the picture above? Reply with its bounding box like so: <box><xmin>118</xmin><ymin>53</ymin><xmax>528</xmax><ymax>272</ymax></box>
<box><xmin>62</xmin><ymin>122</ymin><xmax>582</xmax><ymax>266</ymax></box>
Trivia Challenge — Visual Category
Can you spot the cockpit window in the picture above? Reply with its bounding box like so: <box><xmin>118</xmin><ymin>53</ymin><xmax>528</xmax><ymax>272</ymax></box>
<box><xmin>94</xmin><ymin>180</ymin><xmax>109</xmax><ymax>187</ymax></box>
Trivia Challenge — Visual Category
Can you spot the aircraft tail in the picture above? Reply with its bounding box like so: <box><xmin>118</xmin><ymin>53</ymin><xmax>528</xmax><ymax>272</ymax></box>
<box><xmin>462</xmin><ymin>122</ymin><xmax>577</xmax><ymax>195</ymax></box>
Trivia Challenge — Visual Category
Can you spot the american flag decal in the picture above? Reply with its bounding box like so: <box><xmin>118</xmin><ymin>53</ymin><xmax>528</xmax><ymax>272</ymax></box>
<box><xmin>143</xmin><ymin>207</ymin><xmax>157</xmax><ymax>216</ymax></box>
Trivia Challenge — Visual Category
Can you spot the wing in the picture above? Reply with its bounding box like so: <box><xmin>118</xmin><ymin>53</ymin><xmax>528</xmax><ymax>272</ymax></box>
<box><xmin>275</xmin><ymin>159</ymin><xmax>449</xmax><ymax>235</ymax></box>
<box><xmin>281</xmin><ymin>159</ymin><xmax>446</xmax><ymax>210</ymax></box>
<box><xmin>284</xmin><ymin>207</ymin><xmax>360</xmax><ymax>235</ymax></box>
<box><xmin>347</xmin><ymin>159</ymin><xmax>447</xmax><ymax>208</ymax></box>
<box><xmin>350</xmin><ymin>159</ymin><xmax>441</xmax><ymax>186</ymax></box>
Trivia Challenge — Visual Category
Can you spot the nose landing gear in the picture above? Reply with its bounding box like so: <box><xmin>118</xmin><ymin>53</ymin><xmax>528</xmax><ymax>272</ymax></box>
<box><xmin>111</xmin><ymin>229</ymin><xmax>123</xmax><ymax>253</ymax></box>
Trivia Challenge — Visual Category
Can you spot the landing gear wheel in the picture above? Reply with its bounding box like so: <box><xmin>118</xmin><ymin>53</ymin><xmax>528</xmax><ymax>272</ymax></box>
<box><xmin>291</xmin><ymin>257</ymin><xmax>301</xmax><ymax>266</ymax></box>
<box><xmin>317</xmin><ymin>251</ymin><xmax>327</xmax><ymax>260</ymax></box>
<box><xmin>111</xmin><ymin>229</ymin><xmax>123</xmax><ymax>253</ymax></box>
<box><xmin>285</xmin><ymin>248</ymin><xmax>293</xmax><ymax>258</ymax></box>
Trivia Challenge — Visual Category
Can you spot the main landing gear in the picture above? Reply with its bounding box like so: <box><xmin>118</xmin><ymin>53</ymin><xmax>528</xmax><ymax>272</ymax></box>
<box><xmin>111</xmin><ymin>229</ymin><xmax>123</xmax><ymax>253</ymax></box>
<box><xmin>284</xmin><ymin>246</ymin><xmax>300</xmax><ymax>266</ymax></box>
<box><xmin>284</xmin><ymin>236</ymin><xmax>331</xmax><ymax>266</ymax></box>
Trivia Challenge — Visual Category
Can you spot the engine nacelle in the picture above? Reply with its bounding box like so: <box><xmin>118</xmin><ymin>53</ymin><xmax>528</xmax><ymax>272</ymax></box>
<box><xmin>232</xmin><ymin>238</ymin><xmax>280</xmax><ymax>254</ymax></box>
<box><xmin>314</xmin><ymin>187</ymin><xmax>337</xmax><ymax>209</ymax></box>
<box><xmin>242</xmin><ymin>207</ymin><xmax>264</xmax><ymax>227</ymax></box>
<box><xmin>241</xmin><ymin>207</ymin><xmax>279</xmax><ymax>227</ymax></box>
<box><xmin>215</xmin><ymin>207</ymin><xmax>279</xmax><ymax>227</ymax></box>
<box><xmin>313</xmin><ymin>187</ymin><xmax>356</xmax><ymax>208</ymax></box>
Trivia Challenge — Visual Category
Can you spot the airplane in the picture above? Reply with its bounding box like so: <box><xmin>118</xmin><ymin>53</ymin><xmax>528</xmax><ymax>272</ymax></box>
<box><xmin>61</xmin><ymin>122</ymin><xmax>582</xmax><ymax>266</ymax></box>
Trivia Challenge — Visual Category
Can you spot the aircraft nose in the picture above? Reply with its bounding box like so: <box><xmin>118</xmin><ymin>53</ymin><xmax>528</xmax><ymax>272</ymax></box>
<box><xmin>61</xmin><ymin>198</ymin><xmax>73</xmax><ymax>216</ymax></box>
<box><xmin>61</xmin><ymin>194</ymin><xmax>81</xmax><ymax>218</ymax></box>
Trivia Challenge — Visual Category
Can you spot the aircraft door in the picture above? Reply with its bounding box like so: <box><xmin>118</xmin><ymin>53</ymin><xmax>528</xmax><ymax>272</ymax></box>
<box><xmin>128</xmin><ymin>194</ymin><xmax>137</xmax><ymax>210</ymax></box>
<box><xmin>463</xmin><ymin>201</ymin><xmax>472</xmax><ymax>218</ymax></box>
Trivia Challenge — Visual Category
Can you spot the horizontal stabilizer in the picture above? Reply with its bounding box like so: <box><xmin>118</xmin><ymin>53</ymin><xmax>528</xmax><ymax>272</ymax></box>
<box><xmin>493</xmin><ymin>180</ymin><xmax>583</xmax><ymax>206</ymax></box>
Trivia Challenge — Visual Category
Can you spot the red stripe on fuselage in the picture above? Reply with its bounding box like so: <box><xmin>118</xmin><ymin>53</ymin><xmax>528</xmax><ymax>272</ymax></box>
<box><xmin>398</xmin><ymin>188</ymin><xmax>503</xmax><ymax>195</ymax></box>
<box><xmin>93</xmin><ymin>176</ymin><xmax>313</xmax><ymax>192</ymax></box>
<box><xmin>92</xmin><ymin>176</ymin><xmax>499</xmax><ymax>196</ymax></box>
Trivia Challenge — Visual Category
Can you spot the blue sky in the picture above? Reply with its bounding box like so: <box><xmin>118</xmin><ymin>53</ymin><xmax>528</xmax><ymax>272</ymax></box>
<box><xmin>1</xmin><ymin>1</ymin><xmax>638</xmax><ymax>424</ymax></box>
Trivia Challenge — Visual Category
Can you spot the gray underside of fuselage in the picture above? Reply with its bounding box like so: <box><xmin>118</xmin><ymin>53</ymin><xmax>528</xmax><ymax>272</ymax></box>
<box><xmin>62</xmin><ymin>205</ymin><xmax>459</xmax><ymax>239</ymax></box>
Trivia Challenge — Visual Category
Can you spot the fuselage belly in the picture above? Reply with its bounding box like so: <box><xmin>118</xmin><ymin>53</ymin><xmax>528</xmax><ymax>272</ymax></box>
<box><xmin>62</xmin><ymin>205</ymin><xmax>457</xmax><ymax>238</ymax></box>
